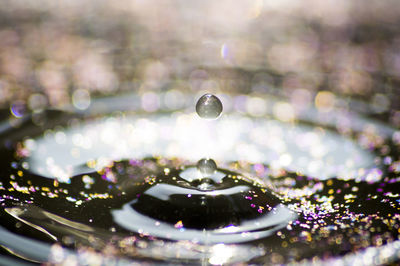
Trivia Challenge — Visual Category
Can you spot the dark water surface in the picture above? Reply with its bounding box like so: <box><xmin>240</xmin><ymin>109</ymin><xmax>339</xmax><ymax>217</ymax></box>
<box><xmin>0</xmin><ymin>103</ymin><xmax>399</xmax><ymax>265</ymax></box>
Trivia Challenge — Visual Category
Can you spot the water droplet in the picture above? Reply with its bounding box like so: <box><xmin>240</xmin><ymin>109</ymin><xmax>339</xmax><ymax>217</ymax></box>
<box><xmin>197</xmin><ymin>158</ymin><xmax>217</xmax><ymax>177</ymax></box>
<box><xmin>1</xmin><ymin>97</ymin><xmax>399</xmax><ymax>264</ymax></box>
<box><xmin>196</xmin><ymin>94</ymin><xmax>223</xmax><ymax>119</ymax></box>
<box><xmin>1</xmin><ymin>157</ymin><xmax>294</xmax><ymax>250</ymax></box>
<box><xmin>110</xmin><ymin>159</ymin><xmax>293</xmax><ymax>241</ymax></box>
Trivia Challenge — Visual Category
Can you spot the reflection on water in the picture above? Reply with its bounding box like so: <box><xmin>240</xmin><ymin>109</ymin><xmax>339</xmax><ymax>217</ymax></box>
<box><xmin>24</xmin><ymin>108</ymin><xmax>377</xmax><ymax>181</ymax></box>
<box><xmin>0</xmin><ymin>95</ymin><xmax>398</xmax><ymax>264</ymax></box>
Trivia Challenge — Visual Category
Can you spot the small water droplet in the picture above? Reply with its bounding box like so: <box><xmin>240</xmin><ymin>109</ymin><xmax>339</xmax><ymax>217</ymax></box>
<box><xmin>196</xmin><ymin>94</ymin><xmax>223</xmax><ymax>119</ymax></box>
<box><xmin>197</xmin><ymin>158</ymin><xmax>217</xmax><ymax>177</ymax></box>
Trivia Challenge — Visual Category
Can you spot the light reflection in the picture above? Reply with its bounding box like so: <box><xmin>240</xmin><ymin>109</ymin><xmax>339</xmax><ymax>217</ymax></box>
<box><xmin>10</xmin><ymin>101</ymin><xmax>26</xmax><ymax>118</ymax></box>
<box><xmin>0</xmin><ymin>1</ymin><xmax>399</xmax><ymax>264</ymax></box>
<box><xmin>72</xmin><ymin>89</ymin><xmax>91</xmax><ymax>110</ymax></box>
<box><xmin>5</xmin><ymin>208</ymin><xmax>58</xmax><ymax>241</ymax></box>
<box><xmin>315</xmin><ymin>91</ymin><xmax>335</xmax><ymax>112</ymax></box>
<box><xmin>220</xmin><ymin>43</ymin><xmax>228</xmax><ymax>59</ymax></box>
<box><xmin>21</xmin><ymin>103</ymin><xmax>379</xmax><ymax>181</ymax></box>
<box><xmin>209</xmin><ymin>244</ymin><xmax>233</xmax><ymax>265</ymax></box>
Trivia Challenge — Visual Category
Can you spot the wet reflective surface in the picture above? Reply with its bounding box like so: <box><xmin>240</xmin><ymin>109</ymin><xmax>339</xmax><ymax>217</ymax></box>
<box><xmin>0</xmin><ymin>96</ymin><xmax>399</xmax><ymax>264</ymax></box>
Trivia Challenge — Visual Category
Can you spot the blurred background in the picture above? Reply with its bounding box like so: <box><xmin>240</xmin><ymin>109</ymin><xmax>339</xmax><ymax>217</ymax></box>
<box><xmin>0</xmin><ymin>0</ymin><xmax>399</xmax><ymax>125</ymax></box>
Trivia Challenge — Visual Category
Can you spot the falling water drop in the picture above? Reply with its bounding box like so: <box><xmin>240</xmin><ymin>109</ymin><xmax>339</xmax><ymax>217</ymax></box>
<box><xmin>196</xmin><ymin>94</ymin><xmax>223</xmax><ymax>119</ymax></box>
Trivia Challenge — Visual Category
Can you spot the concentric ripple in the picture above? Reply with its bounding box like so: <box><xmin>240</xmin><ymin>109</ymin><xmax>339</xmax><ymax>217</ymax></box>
<box><xmin>112</xmin><ymin>161</ymin><xmax>295</xmax><ymax>243</ymax></box>
<box><xmin>0</xmin><ymin>156</ymin><xmax>295</xmax><ymax>263</ymax></box>
<box><xmin>23</xmin><ymin>112</ymin><xmax>376</xmax><ymax>182</ymax></box>
<box><xmin>0</xmin><ymin>93</ymin><xmax>399</xmax><ymax>264</ymax></box>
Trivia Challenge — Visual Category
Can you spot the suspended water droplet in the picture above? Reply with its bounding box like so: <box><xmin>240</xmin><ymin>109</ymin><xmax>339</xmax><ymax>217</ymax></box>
<box><xmin>197</xmin><ymin>158</ymin><xmax>217</xmax><ymax>177</ymax></box>
<box><xmin>1</xmin><ymin>95</ymin><xmax>398</xmax><ymax>264</ymax></box>
<box><xmin>196</xmin><ymin>94</ymin><xmax>223</xmax><ymax>119</ymax></box>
